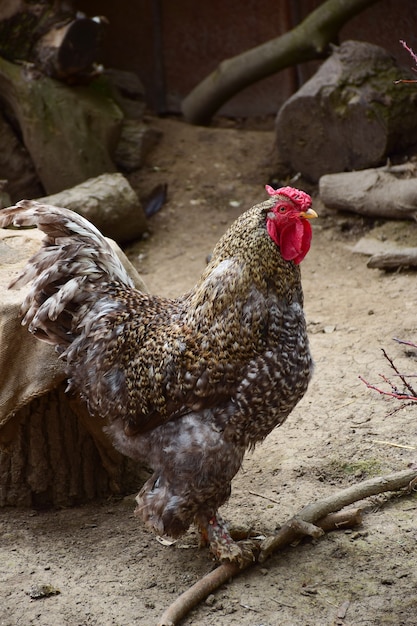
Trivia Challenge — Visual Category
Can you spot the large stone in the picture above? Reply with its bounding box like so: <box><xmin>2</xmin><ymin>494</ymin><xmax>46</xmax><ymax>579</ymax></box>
<box><xmin>38</xmin><ymin>173</ymin><xmax>148</xmax><ymax>244</ymax></box>
<box><xmin>0</xmin><ymin>57</ymin><xmax>123</xmax><ymax>195</ymax></box>
<box><xmin>275</xmin><ymin>41</ymin><xmax>417</xmax><ymax>182</ymax></box>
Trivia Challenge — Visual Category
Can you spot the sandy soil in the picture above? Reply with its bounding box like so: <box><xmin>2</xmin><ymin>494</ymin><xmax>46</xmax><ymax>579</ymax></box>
<box><xmin>1</xmin><ymin>118</ymin><xmax>417</xmax><ymax>626</ymax></box>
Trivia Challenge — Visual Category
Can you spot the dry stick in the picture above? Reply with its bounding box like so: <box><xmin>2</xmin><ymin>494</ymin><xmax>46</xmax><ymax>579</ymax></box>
<box><xmin>260</xmin><ymin>468</ymin><xmax>416</xmax><ymax>560</ymax></box>
<box><xmin>157</xmin><ymin>510</ymin><xmax>361</xmax><ymax>626</ymax></box>
<box><xmin>157</xmin><ymin>468</ymin><xmax>417</xmax><ymax>626</ymax></box>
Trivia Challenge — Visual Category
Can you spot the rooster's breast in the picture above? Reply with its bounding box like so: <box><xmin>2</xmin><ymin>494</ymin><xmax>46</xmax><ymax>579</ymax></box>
<box><xmin>226</xmin><ymin>299</ymin><xmax>313</xmax><ymax>446</ymax></box>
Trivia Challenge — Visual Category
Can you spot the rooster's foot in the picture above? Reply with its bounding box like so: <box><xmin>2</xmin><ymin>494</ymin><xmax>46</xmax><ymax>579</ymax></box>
<box><xmin>199</xmin><ymin>513</ymin><xmax>259</xmax><ymax>567</ymax></box>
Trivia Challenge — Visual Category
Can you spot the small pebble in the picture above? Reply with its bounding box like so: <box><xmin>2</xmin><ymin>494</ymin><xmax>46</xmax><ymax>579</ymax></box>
<box><xmin>27</xmin><ymin>584</ymin><xmax>60</xmax><ymax>599</ymax></box>
<box><xmin>301</xmin><ymin>587</ymin><xmax>318</xmax><ymax>596</ymax></box>
<box><xmin>144</xmin><ymin>600</ymin><xmax>155</xmax><ymax>609</ymax></box>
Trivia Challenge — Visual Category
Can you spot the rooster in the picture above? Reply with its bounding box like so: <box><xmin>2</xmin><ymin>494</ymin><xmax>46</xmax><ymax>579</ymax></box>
<box><xmin>0</xmin><ymin>186</ymin><xmax>317</xmax><ymax>563</ymax></box>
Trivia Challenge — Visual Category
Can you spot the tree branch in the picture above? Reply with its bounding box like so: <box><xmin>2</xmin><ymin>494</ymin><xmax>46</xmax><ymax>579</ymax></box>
<box><xmin>157</xmin><ymin>468</ymin><xmax>417</xmax><ymax>626</ymax></box>
<box><xmin>260</xmin><ymin>468</ymin><xmax>417</xmax><ymax>560</ymax></box>
<box><xmin>181</xmin><ymin>0</ymin><xmax>382</xmax><ymax>124</ymax></box>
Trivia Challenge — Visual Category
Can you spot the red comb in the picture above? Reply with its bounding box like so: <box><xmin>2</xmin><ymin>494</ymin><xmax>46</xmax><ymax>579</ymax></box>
<box><xmin>265</xmin><ymin>185</ymin><xmax>312</xmax><ymax>211</ymax></box>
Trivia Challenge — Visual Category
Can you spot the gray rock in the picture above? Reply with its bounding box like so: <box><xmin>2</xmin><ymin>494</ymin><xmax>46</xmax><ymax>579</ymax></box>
<box><xmin>275</xmin><ymin>40</ymin><xmax>417</xmax><ymax>181</ymax></box>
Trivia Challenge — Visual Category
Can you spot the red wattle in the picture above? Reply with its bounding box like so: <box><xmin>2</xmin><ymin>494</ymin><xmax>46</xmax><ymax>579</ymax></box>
<box><xmin>269</xmin><ymin>219</ymin><xmax>312</xmax><ymax>264</ymax></box>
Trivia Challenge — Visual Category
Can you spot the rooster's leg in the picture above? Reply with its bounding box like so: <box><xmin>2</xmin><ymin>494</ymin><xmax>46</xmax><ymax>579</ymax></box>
<box><xmin>198</xmin><ymin>513</ymin><xmax>258</xmax><ymax>566</ymax></box>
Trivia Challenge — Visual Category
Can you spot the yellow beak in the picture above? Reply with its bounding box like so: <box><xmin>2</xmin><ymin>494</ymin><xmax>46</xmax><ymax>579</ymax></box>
<box><xmin>300</xmin><ymin>208</ymin><xmax>318</xmax><ymax>219</ymax></box>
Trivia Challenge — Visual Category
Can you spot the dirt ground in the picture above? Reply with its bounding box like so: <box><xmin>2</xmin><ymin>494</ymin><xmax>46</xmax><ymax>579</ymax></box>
<box><xmin>1</xmin><ymin>117</ymin><xmax>417</xmax><ymax>626</ymax></box>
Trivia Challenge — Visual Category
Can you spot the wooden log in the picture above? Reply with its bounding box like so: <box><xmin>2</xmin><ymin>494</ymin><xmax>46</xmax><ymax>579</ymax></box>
<box><xmin>276</xmin><ymin>41</ymin><xmax>417</xmax><ymax>182</ymax></box>
<box><xmin>104</xmin><ymin>69</ymin><xmax>147</xmax><ymax>120</ymax></box>
<box><xmin>103</xmin><ymin>70</ymin><xmax>162</xmax><ymax>173</ymax></box>
<box><xmin>367</xmin><ymin>248</ymin><xmax>417</xmax><ymax>270</ymax></box>
<box><xmin>0</xmin><ymin>2</ymin><xmax>107</xmax><ymax>83</ymax></box>
<box><xmin>38</xmin><ymin>173</ymin><xmax>148</xmax><ymax>243</ymax></box>
<box><xmin>33</xmin><ymin>16</ymin><xmax>107</xmax><ymax>82</ymax></box>
<box><xmin>0</xmin><ymin>1</ymin><xmax>72</xmax><ymax>62</ymax></box>
<box><xmin>0</xmin><ymin>180</ymin><xmax>10</xmax><ymax>209</ymax></box>
<box><xmin>319</xmin><ymin>163</ymin><xmax>417</xmax><ymax>220</ymax></box>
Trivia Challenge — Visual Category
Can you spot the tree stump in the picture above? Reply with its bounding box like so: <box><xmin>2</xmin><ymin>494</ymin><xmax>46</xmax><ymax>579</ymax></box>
<box><xmin>275</xmin><ymin>40</ymin><xmax>417</xmax><ymax>182</ymax></box>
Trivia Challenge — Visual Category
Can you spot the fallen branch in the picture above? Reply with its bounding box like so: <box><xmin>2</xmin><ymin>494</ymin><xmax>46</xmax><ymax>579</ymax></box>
<box><xmin>260</xmin><ymin>468</ymin><xmax>416</xmax><ymax>560</ymax></box>
<box><xmin>157</xmin><ymin>468</ymin><xmax>417</xmax><ymax>626</ymax></box>
<box><xmin>157</xmin><ymin>511</ymin><xmax>358</xmax><ymax>626</ymax></box>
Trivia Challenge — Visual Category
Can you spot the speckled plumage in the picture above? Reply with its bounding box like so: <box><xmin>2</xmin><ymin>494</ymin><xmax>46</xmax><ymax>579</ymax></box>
<box><xmin>0</xmin><ymin>190</ymin><xmax>315</xmax><ymax>561</ymax></box>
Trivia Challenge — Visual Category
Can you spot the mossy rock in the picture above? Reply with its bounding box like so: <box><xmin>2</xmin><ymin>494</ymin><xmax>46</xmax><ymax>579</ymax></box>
<box><xmin>276</xmin><ymin>40</ymin><xmax>417</xmax><ymax>182</ymax></box>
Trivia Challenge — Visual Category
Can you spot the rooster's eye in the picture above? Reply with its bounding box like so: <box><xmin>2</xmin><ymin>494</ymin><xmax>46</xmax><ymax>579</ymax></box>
<box><xmin>278</xmin><ymin>205</ymin><xmax>286</xmax><ymax>213</ymax></box>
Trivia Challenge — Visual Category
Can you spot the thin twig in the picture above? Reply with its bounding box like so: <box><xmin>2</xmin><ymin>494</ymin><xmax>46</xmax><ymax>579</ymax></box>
<box><xmin>395</xmin><ymin>41</ymin><xmax>417</xmax><ymax>83</ymax></box>
<box><xmin>271</xmin><ymin>598</ymin><xmax>296</xmax><ymax>609</ymax></box>
<box><xmin>390</xmin><ymin>374</ymin><xmax>417</xmax><ymax>379</ymax></box>
<box><xmin>358</xmin><ymin>375</ymin><xmax>417</xmax><ymax>402</ymax></box>
<box><xmin>372</xmin><ymin>440</ymin><xmax>416</xmax><ymax>450</ymax></box>
<box><xmin>381</xmin><ymin>349</ymin><xmax>417</xmax><ymax>397</ymax></box>
<box><xmin>393</xmin><ymin>338</ymin><xmax>417</xmax><ymax>349</ymax></box>
<box><xmin>157</xmin><ymin>468</ymin><xmax>417</xmax><ymax>626</ymax></box>
<box><xmin>400</xmin><ymin>40</ymin><xmax>417</xmax><ymax>66</ymax></box>
<box><xmin>249</xmin><ymin>490</ymin><xmax>281</xmax><ymax>505</ymax></box>
<box><xmin>359</xmin><ymin>340</ymin><xmax>417</xmax><ymax>406</ymax></box>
